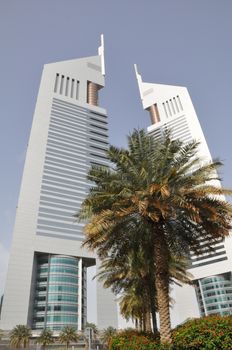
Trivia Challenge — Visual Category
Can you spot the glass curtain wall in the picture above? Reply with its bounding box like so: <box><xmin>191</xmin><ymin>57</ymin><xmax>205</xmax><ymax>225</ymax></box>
<box><xmin>33</xmin><ymin>254</ymin><xmax>80</xmax><ymax>330</ymax></box>
<box><xmin>195</xmin><ymin>273</ymin><xmax>232</xmax><ymax>316</ymax></box>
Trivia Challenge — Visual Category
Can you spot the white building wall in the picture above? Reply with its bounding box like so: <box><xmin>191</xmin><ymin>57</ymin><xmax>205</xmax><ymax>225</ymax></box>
<box><xmin>135</xmin><ymin>66</ymin><xmax>232</xmax><ymax>326</ymax></box>
<box><xmin>96</xmin><ymin>259</ymin><xmax>118</xmax><ymax>328</ymax></box>
<box><xmin>0</xmin><ymin>41</ymin><xmax>117</xmax><ymax>330</ymax></box>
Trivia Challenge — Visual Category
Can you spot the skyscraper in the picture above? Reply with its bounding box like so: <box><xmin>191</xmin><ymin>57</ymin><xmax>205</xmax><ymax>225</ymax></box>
<box><xmin>135</xmin><ymin>65</ymin><xmax>232</xmax><ymax>325</ymax></box>
<box><xmin>0</xmin><ymin>36</ymin><xmax>117</xmax><ymax>331</ymax></box>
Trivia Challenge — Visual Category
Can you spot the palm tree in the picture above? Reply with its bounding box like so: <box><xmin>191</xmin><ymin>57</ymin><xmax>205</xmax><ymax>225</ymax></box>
<box><xmin>37</xmin><ymin>329</ymin><xmax>54</xmax><ymax>350</ymax></box>
<box><xmin>100</xmin><ymin>326</ymin><xmax>117</xmax><ymax>348</ymax></box>
<box><xmin>169</xmin><ymin>254</ymin><xmax>193</xmax><ymax>286</ymax></box>
<box><xmin>119</xmin><ymin>286</ymin><xmax>149</xmax><ymax>331</ymax></box>
<box><xmin>98</xmin><ymin>236</ymin><xmax>192</xmax><ymax>333</ymax></box>
<box><xmin>10</xmin><ymin>325</ymin><xmax>31</xmax><ymax>349</ymax></box>
<box><xmin>79</xmin><ymin>333</ymin><xmax>89</xmax><ymax>350</ymax></box>
<box><xmin>97</xmin><ymin>243</ymin><xmax>154</xmax><ymax>332</ymax></box>
<box><xmin>59</xmin><ymin>326</ymin><xmax>79</xmax><ymax>350</ymax></box>
<box><xmin>78</xmin><ymin>129</ymin><xmax>232</xmax><ymax>344</ymax></box>
<box><xmin>85</xmin><ymin>322</ymin><xmax>99</xmax><ymax>340</ymax></box>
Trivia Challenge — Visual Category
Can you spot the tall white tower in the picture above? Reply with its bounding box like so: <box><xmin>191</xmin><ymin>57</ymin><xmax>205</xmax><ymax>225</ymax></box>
<box><xmin>0</xmin><ymin>37</ymin><xmax>118</xmax><ymax>331</ymax></box>
<box><xmin>135</xmin><ymin>65</ymin><xmax>232</xmax><ymax>326</ymax></box>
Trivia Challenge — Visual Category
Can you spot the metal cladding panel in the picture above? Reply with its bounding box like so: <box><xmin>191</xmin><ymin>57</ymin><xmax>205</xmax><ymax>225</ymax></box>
<box><xmin>1</xmin><ymin>44</ymin><xmax>117</xmax><ymax>330</ymax></box>
<box><xmin>135</xmin><ymin>68</ymin><xmax>232</xmax><ymax>325</ymax></box>
<box><xmin>146</xmin><ymin>86</ymin><xmax>230</xmax><ymax>270</ymax></box>
<box><xmin>36</xmin><ymin>98</ymin><xmax>109</xmax><ymax>241</ymax></box>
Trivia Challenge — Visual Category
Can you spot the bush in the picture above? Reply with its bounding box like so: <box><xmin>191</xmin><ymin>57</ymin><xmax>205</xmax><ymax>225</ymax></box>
<box><xmin>109</xmin><ymin>329</ymin><xmax>170</xmax><ymax>350</ymax></box>
<box><xmin>172</xmin><ymin>315</ymin><xmax>232</xmax><ymax>350</ymax></box>
<box><xmin>109</xmin><ymin>315</ymin><xmax>232</xmax><ymax>350</ymax></box>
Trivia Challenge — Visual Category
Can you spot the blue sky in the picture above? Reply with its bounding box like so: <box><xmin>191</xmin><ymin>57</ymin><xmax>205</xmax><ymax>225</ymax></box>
<box><xmin>0</xmin><ymin>0</ymin><xmax>232</xmax><ymax>324</ymax></box>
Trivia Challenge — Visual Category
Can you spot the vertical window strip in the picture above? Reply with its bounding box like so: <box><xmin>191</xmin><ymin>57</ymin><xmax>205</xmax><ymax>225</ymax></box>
<box><xmin>177</xmin><ymin>95</ymin><xmax>183</xmax><ymax>111</ymax></box>
<box><xmin>170</xmin><ymin>99</ymin><xmax>175</xmax><ymax>114</ymax></box>
<box><xmin>76</xmin><ymin>81</ymin><xmax>79</xmax><ymax>100</ymax></box>
<box><xmin>54</xmin><ymin>73</ymin><xmax>60</xmax><ymax>93</ymax></box>
<box><xmin>166</xmin><ymin>101</ymin><xmax>172</xmax><ymax>116</ymax></box>
<box><xmin>70</xmin><ymin>79</ymin><xmax>74</xmax><ymax>98</ymax></box>
<box><xmin>173</xmin><ymin>97</ymin><xmax>179</xmax><ymax>113</ymax></box>
<box><xmin>60</xmin><ymin>75</ymin><xmax>65</xmax><ymax>94</ymax></box>
<box><xmin>65</xmin><ymin>77</ymin><xmax>70</xmax><ymax>96</ymax></box>
<box><xmin>54</xmin><ymin>75</ymin><xmax>79</xmax><ymax>100</ymax></box>
<box><xmin>162</xmin><ymin>103</ymin><xmax>168</xmax><ymax>118</ymax></box>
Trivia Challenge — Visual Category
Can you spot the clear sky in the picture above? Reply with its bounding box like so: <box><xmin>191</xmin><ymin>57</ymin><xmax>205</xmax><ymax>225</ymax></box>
<box><xmin>0</xmin><ymin>0</ymin><xmax>232</xmax><ymax>325</ymax></box>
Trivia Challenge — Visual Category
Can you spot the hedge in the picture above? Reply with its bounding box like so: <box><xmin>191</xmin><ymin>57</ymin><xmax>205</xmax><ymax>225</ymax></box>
<box><xmin>109</xmin><ymin>315</ymin><xmax>232</xmax><ymax>350</ymax></box>
<box><xmin>172</xmin><ymin>314</ymin><xmax>232</xmax><ymax>350</ymax></box>
<box><xmin>109</xmin><ymin>329</ymin><xmax>168</xmax><ymax>350</ymax></box>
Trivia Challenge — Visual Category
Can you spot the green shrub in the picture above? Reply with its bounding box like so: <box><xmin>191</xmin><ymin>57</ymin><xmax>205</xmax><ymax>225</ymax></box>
<box><xmin>172</xmin><ymin>315</ymin><xmax>232</xmax><ymax>350</ymax></box>
<box><xmin>109</xmin><ymin>329</ymin><xmax>170</xmax><ymax>350</ymax></box>
<box><xmin>109</xmin><ymin>316</ymin><xmax>232</xmax><ymax>350</ymax></box>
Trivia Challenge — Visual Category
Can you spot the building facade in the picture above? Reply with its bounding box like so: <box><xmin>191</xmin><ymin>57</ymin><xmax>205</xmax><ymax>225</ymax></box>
<box><xmin>0</xmin><ymin>37</ymin><xmax>118</xmax><ymax>331</ymax></box>
<box><xmin>134</xmin><ymin>65</ymin><xmax>232</xmax><ymax>325</ymax></box>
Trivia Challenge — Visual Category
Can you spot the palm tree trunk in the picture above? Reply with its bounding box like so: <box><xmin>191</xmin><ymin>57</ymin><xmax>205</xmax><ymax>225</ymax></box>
<box><xmin>144</xmin><ymin>309</ymin><xmax>152</xmax><ymax>333</ymax></box>
<box><xmin>150</xmin><ymin>294</ymin><xmax>158</xmax><ymax>333</ymax></box>
<box><xmin>146</xmin><ymin>229</ymin><xmax>158</xmax><ymax>333</ymax></box>
<box><xmin>142</xmin><ymin>312</ymin><xmax>146</xmax><ymax>332</ymax></box>
<box><xmin>147</xmin><ymin>277</ymin><xmax>158</xmax><ymax>333</ymax></box>
<box><xmin>154</xmin><ymin>228</ymin><xmax>172</xmax><ymax>344</ymax></box>
<box><xmin>135</xmin><ymin>318</ymin><xmax>138</xmax><ymax>330</ymax></box>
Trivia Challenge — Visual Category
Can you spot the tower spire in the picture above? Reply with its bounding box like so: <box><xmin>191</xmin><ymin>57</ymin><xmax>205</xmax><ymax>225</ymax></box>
<box><xmin>134</xmin><ymin>64</ymin><xmax>143</xmax><ymax>100</ymax></box>
<box><xmin>98</xmin><ymin>34</ymin><xmax>105</xmax><ymax>76</ymax></box>
<box><xmin>134</xmin><ymin>64</ymin><xmax>160</xmax><ymax>124</ymax></box>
